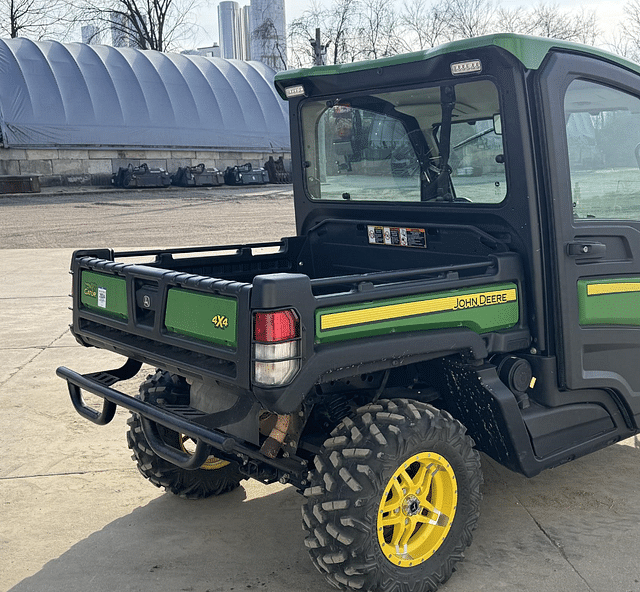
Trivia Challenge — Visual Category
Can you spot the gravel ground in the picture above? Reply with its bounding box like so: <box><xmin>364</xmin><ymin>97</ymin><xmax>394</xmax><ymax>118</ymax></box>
<box><xmin>0</xmin><ymin>185</ymin><xmax>296</xmax><ymax>248</ymax></box>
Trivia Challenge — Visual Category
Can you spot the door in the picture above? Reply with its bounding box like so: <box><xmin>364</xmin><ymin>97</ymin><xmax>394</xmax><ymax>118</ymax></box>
<box><xmin>538</xmin><ymin>51</ymin><xmax>640</xmax><ymax>426</ymax></box>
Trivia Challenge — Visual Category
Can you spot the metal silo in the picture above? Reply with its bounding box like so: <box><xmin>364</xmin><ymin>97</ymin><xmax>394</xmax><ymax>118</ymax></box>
<box><xmin>218</xmin><ymin>1</ymin><xmax>243</xmax><ymax>59</ymax></box>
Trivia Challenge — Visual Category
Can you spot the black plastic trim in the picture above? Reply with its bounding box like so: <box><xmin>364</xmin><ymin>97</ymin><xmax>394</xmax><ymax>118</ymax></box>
<box><xmin>435</xmin><ymin>360</ymin><xmax>635</xmax><ymax>477</ymax></box>
<box><xmin>253</xmin><ymin>327</ymin><xmax>490</xmax><ymax>414</ymax></box>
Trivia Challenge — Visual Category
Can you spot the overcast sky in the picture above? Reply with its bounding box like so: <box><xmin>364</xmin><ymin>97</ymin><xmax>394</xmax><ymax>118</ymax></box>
<box><xmin>193</xmin><ymin>0</ymin><xmax>627</xmax><ymax>51</ymax></box>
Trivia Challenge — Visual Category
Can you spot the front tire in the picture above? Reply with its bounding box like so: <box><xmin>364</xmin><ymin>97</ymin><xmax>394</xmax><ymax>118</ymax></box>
<box><xmin>127</xmin><ymin>370</ymin><xmax>244</xmax><ymax>499</ymax></box>
<box><xmin>302</xmin><ymin>398</ymin><xmax>482</xmax><ymax>592</ymax></box>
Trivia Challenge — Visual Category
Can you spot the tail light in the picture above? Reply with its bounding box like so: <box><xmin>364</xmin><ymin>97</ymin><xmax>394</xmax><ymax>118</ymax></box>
<box><xmin>253</xmin><ymin>309</ymin><xmax>301</xmax><ymax>386</ymax></box>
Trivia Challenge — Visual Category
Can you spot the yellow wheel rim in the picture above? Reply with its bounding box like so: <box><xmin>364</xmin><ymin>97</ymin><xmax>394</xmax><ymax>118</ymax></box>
<box><xmin>179</xmin><ymin>435</ymin><xmax>230</xmax><ymax>470</ymax></box>
<box><xmin>377</xmin><ymin>452</ymin><xmax>458</xmax><ymax>567</ymax></box>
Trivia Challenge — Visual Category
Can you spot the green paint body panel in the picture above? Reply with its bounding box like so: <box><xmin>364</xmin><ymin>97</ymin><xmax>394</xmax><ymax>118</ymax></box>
<box><xmin>164</xmin><ymin>288</ymin><xmax>238</xmax><ymax>348</ymax></box>
<box><xmin>275</xmin><ymin>34</ymin><xmax>640</xmax><ymax>99</ymax></box>
<box><xmin>315</xmin><ymin>283</ymin><xmax>519</xmax><ymax>344</ymax></box>
<box><xmin>81</xmin><ymin>271</ymin><xmax>128</xmax><ymax>320</ymax></box>
<box><xmin>578</xmin><ymin>278</ymin><xmax>640</xmax><ymax>326</ymax></box>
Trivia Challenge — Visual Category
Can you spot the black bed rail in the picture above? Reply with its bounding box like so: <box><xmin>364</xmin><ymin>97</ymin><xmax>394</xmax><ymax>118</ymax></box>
<box><xmin>74</xmin><ymin>240</ymin><xmax>289</xmax><ymax>261</ymax></box>
<box><xmin>309</xmin><ymin>257</ymin><xmax>498</xmax><ymax>290</ymax></box>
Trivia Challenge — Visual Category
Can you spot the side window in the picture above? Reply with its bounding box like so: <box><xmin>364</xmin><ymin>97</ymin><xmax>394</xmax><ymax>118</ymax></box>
<box><xmin>565</xmin><ymin>79</ymin><xmax>640</xmax><ymax>220</ymax></box>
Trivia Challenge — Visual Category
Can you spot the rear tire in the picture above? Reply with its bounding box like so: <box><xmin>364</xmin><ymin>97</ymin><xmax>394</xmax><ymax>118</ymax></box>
<box><xmin>127</xmin><ymin>370</ymin><xmax>244</xmax><ymax>499</ymax></box>
<box><xmin>302</xmin><ymin>398</ymin><xmax>482</xmax><ymax>592</ymax></box>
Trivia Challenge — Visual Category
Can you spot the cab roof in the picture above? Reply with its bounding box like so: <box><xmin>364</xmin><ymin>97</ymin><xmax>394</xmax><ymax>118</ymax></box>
<box><xmin>275</xmin><ymin>33</ymin><xmax>640</xmax><ymax>99</ymax></box>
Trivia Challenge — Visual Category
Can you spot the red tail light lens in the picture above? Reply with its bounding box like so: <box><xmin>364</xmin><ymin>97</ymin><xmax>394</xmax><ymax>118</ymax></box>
<box><xmin>253</xmin><ymin>309</ymin><xmax>301</xmax><ymax>386</ymax></box>
<box><xmin>254</xmin><ymin>310</ymin><xmax>299</xmax><ymax>343</ymax></box>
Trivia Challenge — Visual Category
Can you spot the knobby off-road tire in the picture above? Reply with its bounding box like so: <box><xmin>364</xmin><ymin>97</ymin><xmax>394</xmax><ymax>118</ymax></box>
<box><xmin>126</xmin><ymin>370</ymin><xmax>244</xmax><ymax>499</ymax></box>
<box><xmin>302</xmin><ymin>398</ymin><xmax>482</xmax><ymax>592</ymax></box>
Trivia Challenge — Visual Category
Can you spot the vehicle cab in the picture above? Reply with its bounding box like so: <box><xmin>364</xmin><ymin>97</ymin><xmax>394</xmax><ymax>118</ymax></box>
<box><xmin>276</xmin><ymin>34</ymin><xmax>640</xmax><ymax>447</ymax></box>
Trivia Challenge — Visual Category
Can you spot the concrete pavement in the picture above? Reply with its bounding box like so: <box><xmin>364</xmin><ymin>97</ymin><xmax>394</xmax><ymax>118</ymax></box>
<box><xmin>1</xmin><ymin>189</ymin><xmax>639</xmax><ymax>592</ymax></box>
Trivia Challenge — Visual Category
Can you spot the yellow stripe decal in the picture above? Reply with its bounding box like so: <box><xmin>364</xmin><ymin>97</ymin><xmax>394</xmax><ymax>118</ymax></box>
<box><xmin>320</xmin><ymin>288</ymin><xmax>517</xmax><ymax>331</ymax></box>
<box><xmin>586</xmin><ymin>282</ymin><xmax>640</xmax><ymax>296</ymax></box>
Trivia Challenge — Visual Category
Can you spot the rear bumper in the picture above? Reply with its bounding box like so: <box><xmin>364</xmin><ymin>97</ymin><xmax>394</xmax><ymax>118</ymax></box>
<box><xmin>56</xmin><ymin>361</ymin><xmax>307</xmax><ymax>484</ymax></box>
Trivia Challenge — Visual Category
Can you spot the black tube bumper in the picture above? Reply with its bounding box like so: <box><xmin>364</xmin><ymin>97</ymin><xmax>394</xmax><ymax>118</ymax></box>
<box><xmin>56</xmin><ymin>362</ymin><xmax>307</xmax><ymax>482</ymax></box>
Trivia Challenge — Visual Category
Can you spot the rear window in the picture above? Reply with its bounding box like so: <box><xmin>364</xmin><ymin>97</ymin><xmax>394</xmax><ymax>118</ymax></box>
<box><xmin>300</xmin><ymin>79</ymin><xmax>506</xmax><ymax>204</ymax></box>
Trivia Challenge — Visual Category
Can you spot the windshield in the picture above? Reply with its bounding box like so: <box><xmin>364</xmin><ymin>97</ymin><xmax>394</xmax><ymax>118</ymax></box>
<box><xmin>301</xmin><ymin>79</ymin><xmax>506</xmax><ymax>204</ymax></box>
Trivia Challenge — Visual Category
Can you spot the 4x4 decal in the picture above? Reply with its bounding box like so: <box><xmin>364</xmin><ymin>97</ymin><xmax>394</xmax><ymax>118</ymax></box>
<box><xmin>212</xmin><ymin>315</ymin><xmax>229</xmax><ymax>329</ymax></box>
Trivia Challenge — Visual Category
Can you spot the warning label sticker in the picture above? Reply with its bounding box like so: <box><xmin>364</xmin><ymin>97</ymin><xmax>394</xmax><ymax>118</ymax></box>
<box><xmin>367</xmin><ymin>226</ymin><xmax>427</xmax><ymax>248</ymax></box>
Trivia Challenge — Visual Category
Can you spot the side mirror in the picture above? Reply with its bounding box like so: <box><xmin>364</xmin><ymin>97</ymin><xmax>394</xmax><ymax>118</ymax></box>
<box><xmin>493</xmin><ymin>114</ymin><xmax>502</xmax><ymax>135</ymax></box>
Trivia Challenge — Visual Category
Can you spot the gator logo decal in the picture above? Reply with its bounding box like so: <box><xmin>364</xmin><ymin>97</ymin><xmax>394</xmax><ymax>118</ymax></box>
<box><xmin>212</xmin><ymin>315</ymin><xmax>229</xmax><ymax>329</ymax></box>
<box><xmin>83</xmin><ymin>281</ymin><xmax>97</xmax><ymax>298</ymax></box>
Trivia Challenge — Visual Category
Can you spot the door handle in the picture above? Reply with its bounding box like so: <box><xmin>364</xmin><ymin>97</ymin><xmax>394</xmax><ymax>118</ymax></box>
<box><xmin>565</xmin><ymin>241</ymin><xmax>606</xmax><ymax>258</ymax></box>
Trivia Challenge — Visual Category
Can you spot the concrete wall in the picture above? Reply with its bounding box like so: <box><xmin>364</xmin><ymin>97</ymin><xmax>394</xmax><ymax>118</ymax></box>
<box><xmin>0</xmin><ymin>147</ymin><xmax>291</xmax><ymax>187</ymax></box>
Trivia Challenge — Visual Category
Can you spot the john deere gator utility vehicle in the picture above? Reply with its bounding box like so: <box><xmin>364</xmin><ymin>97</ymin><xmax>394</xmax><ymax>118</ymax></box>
<box><xmin>58</xmin><ymin>34</ymin><xmax>640</xmax><ymax>591</ymax></box>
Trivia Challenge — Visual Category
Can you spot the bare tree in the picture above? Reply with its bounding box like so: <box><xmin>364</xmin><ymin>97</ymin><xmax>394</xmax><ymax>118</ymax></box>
<box><xmin>252</xmin><ymin>18</ymin><xmax>287</xmax><ymax>71</ymax></box>
<box><xmin>443</xmin><ymin>0</ymin><xmax>496</xmax><ymax>40</ymax></box>
<box><xmin>571</xmin><ymin>9</ymin><xmax>599</xmax><ymax>45</ymax></box>
<box><xmin>606</xmin><ymin>28</ymin><xmax>640</xmax><ymax>61</ymax></box>
<box><xmin>352</xmin><ymin>0</ymin><xmax>404</xmax><ymax>60</ymax></box>
<box><xmin>494</xmin><ymin>5</ymin><xmax>535</xmax><ymax>35</ymax></box>
<box><xmin>530</xmin><ymin>3</ymin><xmax>576</xmax><ymax>38</ymax></box>
<box><xmin>496</xmin><ymin>3</ymin><xmax>598</xmax><ymax>43</ymax></box>
<box><xmin>399</xmin><ymin>0</ymin><xmax>448</xmax><ymax>50</ymax></box>
<box><xmin>328</xmin><ymin>0</ymin><xmax>360</xmax><ymax>64</ymax></box>
<box><xmin>287</xmin><ymin>17</ymin><xmax>318</xmax><ymax>68</ymax></box>
<box><xmin>288</xmin><ymin>0</ymin><xmax>361</xmax><ymax>66</ymax></box>
<box><xmin>289</xmin><ymin>0</ymin><xmax>406</xmax><ymax>66</ymax></box>
<box><xmin>73</xmin><ymin>0</ymin><xmax>203</xmax><ymax>52</ymax></box>
<box><xmin>0</xmin><ymin>0</ymin><xmax>76</xmax><ymax>40</ymax></box>
<box><xmin>289</xmin><ymin>0</ymin><xmax>602</xmax><ymax>69</ymax></box>
<box><xmin>620</xmin><ymin>0</ymin><xmax>640</xmax><ymax>60</ymax></box>
<box><xmin>287</xmin><ymin>1</ymin><xmax>327</xmax><ymax>68</ymax></box>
